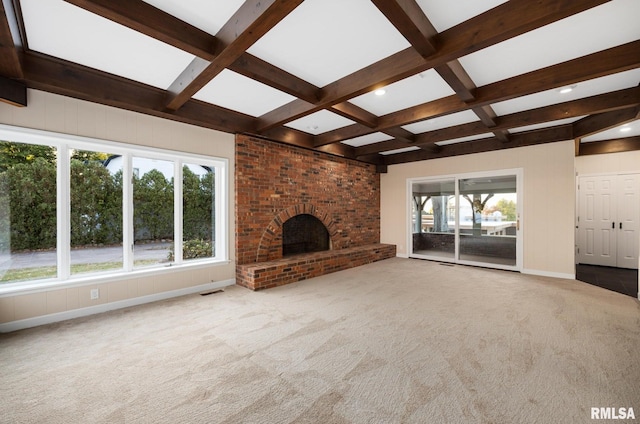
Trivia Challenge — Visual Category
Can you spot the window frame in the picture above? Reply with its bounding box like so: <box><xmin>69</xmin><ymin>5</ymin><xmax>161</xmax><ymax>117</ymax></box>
<box><xmin>0</xmin><ymin>125</ymin><xmax>229</xmax><ymax>295</ymax></box>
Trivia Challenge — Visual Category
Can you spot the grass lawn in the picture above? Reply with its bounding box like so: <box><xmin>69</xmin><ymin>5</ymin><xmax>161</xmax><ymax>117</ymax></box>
<box><xmin>1</xmin><ymin>260</ymin><xmax>159</xmax><ymax>283</ymax></box>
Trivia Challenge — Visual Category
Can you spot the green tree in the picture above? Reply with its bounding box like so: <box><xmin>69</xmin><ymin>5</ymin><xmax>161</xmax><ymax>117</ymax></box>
<box><xmin>71</xmin><ymin>150</ymin><xmax>110</xmax><ymax>162</ymax></box>
<box><xmin>183</xmin><ymin>166</ymin><xmax>214</xmax><ymax>241</ymax></box>
<box><xmin>497</xmin><ymin>199</ymin><xmax>516</xmax><ymax>221</ymax></box>
<box><xmin>134</xmin><ymin>169</ymin><xmax>173</xmax><ymax>241</ymax></box>
<box><xmin>0</xmin><ymin>141</ymin><xmax>56</xmax><ymax>171</ymax></box>
<box><xmin>487</xmin><ymin>198</ymin><xmax>517</xmax><ymax>221</ymax></box>
<box><xmin>70</xmin><ymin>160</ymin><xmax>122</xmax><ymax>246</ymax></box>
<box><xmin>3</xmin><ymin>158</ymin><xmax>57</xmax><ymax>250</ymax></box>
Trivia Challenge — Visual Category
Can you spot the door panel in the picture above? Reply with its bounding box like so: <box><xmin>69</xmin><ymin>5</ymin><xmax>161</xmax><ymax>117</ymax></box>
<box><xmin>617</xmin><ymin>174</ymin><xmax>640</xmax><ymax>269</ymax></box>
<box><xmin>578</xmin><ymin>176</ymin><xmax>616</xmax><ymax>267</ymax></box>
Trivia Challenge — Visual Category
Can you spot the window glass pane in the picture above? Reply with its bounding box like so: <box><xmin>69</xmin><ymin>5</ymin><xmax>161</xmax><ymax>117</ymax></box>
<box><xmin>133</xmin><ymin>157</ymin><xmax>174</xmax><ymax>268</ymax></box>
<box><xmin>458</xmin><ymin>175</ymin><xmax>517</xmax><ymax>266</ymax></box>
<box><xmin>181</xmin><ymin>163</ymin><xmax>215</xmax><ymax>261</ymax></box>
<box><xmin>411</xmin><ymin>179</ymin><xmax>456</xmax><ymax>259</ymax></box>
<box><xmin>0</xmin><ymin>141</ymin><xmax>57</xmax><ymax>283</ymax></box>
<box><xmin>70</xmin><ymin>151</ymin><xmax>123</xmax><ymax>275</ymax></box>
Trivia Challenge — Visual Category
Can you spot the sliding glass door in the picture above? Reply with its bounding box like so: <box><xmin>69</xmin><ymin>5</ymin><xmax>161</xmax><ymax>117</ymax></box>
<box><xmin>409</xmin><ymin>169</ymin><xmax>522</xmax><ymax>271</ymax></box>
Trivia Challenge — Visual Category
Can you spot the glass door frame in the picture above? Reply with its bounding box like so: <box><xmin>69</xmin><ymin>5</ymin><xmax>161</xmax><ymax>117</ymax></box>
<box><xmin>407</xmin><ymin>168</ymin><xmax>523</xmax><ymax>272</ymax></box>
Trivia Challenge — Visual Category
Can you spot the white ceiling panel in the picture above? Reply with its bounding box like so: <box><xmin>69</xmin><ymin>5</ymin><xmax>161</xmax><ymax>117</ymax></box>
<box><xmin>436</xmin><ymin>133</ymin><xmax>494</xmax><ymax>146</ymax></box>
<box><xmin>582</xmin><ymin>120</ymin><xmax>640</xmax><ymax>142</ymax></box>
<box><xmin>402</xmin><ymin>110</ymin><xmax>480</xmax><ymax>134</ymax></box>
<box><xmin>141</xmin><ymin>0</ymin><xmax>244</xmax><ymax>36</ymax></box>
<box><xmin>492</xmin><ymin>68</ymin><xmax>640</xmax><ymax>116</ymax></box>
<box><xmin>341</xmin><ymin>133</ymin><xmax>393</xmax><ymax>148</ymax></box>
<box><xmin>509</xmin><ymin>117</ymin><xmax>585</xmax><ymax>134</ymax></box>
<box><xmin>247</xmin><ymin>0</ymin><xmax>410</xmax><ymax>87</ymax></box>
<box><xmin>459</xmin><ymin>0</ymin><xmax>640</xmax><ymax>87</ymax></box>
<box><xmin>193</xmin><ymin>70</ymin><xmax>296</xmax><ymax>117</ymax></box>
<box><xmin>285</xmin><ymin>110</ymin><xmax>355</xmax><ymax>135</ymax></box>
<box><xmin>380</xmin><ymin>146</ymin><xmax>421</xmax><ymax>155</ymax></box>
<box><xmin>349</xmin><ymin>70</ymin><xmax>454</xmax><ymax>116</ymax></box>
<box><xmin>21</xmin><ymin>0</ymin><xmax>194</xmax><ymax>89</ymax></box>
<box><xmin>416</xmin><ymin>0</ymin><xmax>508</xmax><ymax>32</ymax></box>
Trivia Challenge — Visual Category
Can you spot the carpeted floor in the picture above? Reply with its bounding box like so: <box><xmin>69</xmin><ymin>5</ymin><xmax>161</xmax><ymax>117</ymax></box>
<box><xmin>1</xmin><ymin>257</ymin><xmax>639</xmax><ymax>423</ymax></box>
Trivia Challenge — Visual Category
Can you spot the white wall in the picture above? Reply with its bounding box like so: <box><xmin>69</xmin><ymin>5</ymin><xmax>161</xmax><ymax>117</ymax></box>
<box><xmin>575</xmin><ymin>149</ymin><xmax>640</xmax><ymax>175</ymax></box>
<box><xmin>0</xmin><ymin>89</ymin><xmax>236</xmax><ymax>330</ymax></box>
<box><xmin>380</xmin><ymin>141</ymin><xmax>576</xmax><ymax>278</ymax></box>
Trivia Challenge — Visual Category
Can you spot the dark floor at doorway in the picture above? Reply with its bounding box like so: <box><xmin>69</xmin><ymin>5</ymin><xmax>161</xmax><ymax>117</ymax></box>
<box><xmin>576</xmin><ymin>264</ymin><xmax>638</xmax><ymax>298</ymax></box>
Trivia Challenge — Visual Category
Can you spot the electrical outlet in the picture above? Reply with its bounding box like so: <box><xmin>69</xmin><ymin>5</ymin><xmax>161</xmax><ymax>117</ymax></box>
<box><xmin>90</xmin><ymin>288</ymin><xmax>99</xmax><ymax>300</ymax></box>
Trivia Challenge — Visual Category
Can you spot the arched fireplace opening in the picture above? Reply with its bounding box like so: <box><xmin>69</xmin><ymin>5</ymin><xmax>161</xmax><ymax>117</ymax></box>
<box><xmin>282</xmin><ymin>214</ymin><xmax>330</xmax><ymax>256</ymax></box>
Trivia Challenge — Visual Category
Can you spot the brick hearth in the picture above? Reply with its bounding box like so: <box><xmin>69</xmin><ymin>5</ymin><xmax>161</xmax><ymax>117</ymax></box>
<box><xmin>237</xmin><ymin>243</ymin><xmax>396</xmax><ymax>290</ymax></box>
<box><xmin>235</xmin><ymin>134</ymin><xmax>394</xmax><ymax>289</ymax></box>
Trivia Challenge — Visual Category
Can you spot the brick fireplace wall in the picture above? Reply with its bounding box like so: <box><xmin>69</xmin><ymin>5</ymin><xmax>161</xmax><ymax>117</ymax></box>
<box><xmin>235</xmin><ymin>134</ymin><xmax>394</xmax><ymax>289</ymax></box>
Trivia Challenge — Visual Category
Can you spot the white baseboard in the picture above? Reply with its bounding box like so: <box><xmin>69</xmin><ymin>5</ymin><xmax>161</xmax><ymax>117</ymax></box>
<box><xmin>0</xmin><ymin>279</ymin><xmax>235</xmax><ymax>333</ymax></box>
<box><xmin>522</xmin><ymin>269</ymin><xmax>575</xmax><ymax>280</ymax></box>
<box><xmin>396</xmin><ymin>253</ymin><xmax>409</xmax><ymax>259</ymax></box>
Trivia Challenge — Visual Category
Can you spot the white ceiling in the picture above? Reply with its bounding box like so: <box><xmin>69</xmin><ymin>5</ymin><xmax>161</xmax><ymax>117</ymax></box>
<box><xmin>14</xmin><ymin>0</ymin><xmax>640</xmax><ymax>154</ymax></box>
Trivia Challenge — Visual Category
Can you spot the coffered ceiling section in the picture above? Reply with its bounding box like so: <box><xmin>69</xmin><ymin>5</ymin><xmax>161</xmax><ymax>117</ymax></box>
<box><xmin>1</xmin><ymin>0</ymin><xmax>639</xmax><ymax>168</ymax></box>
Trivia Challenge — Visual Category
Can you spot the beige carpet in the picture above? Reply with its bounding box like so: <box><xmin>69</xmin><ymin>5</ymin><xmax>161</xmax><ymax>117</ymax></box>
<box><xmin>1</xmin><ymin>258</ymin><xmax>639</xmax><ymax>423</ymax></box>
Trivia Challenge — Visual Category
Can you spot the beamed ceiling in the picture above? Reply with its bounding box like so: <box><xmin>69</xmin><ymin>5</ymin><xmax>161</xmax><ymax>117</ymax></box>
<box><xmin>0</xmin><ymin>0</ymin><xmax>639</xmax><ymax>171</ymax></box>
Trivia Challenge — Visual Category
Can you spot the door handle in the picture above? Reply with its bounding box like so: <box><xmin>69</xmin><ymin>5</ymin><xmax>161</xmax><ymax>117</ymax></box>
<box><xmin>612</xmin><ymin>222</ymin><xmax>615</xmax><ymax>229</ymax></box>
<box><xmin>620</xmin><ymin>222</ymin><xmax>622</xmax><ymax>230</ymax></box>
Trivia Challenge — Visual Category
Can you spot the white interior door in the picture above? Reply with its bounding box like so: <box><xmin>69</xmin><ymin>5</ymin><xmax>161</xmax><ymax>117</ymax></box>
<box><xmin>617</xmin><ymin>174</ymin><xmax>640</xmax><ymax>269</ymax></box>
<box><xmin>577</xmin><ymin>174</ymin><xmax>639</xmax><ymax>269</ymax></box>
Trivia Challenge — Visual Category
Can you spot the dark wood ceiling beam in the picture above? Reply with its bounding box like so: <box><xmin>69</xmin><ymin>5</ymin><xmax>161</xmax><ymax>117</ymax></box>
<box><xmin>22</xmin><ymin>51</ymin><xmax>257</xmax><ymax>133</ymax></box>
<box><xmin>64</xmin><ymin>0</ymin><xmax>217</xmax><ymax>60</ymax></box>
<box><xmin>257</xmin><ymin>48</ymin><xmax>425</xmax><ymax>131</ymax></box>
<box><xmin>573</xmin><ymin>106</ymin><xmax>640</xmax><ymax>139</ymax></box>
<box><xmin>229</xmin><ymin>53</ymin><xmax>320</xmax><ymax>104</ymax></box>
<box><xmin>433</xmin><ymin>0</ymin><xmax>610</xmax><ymax>62</ymax></box>
<box><xmin>0</xmin><ymin>0</ymin><xmax>24</xmax><ymax>79</ymax></box>
<box><xmin>370</xmin><ymin>0</ymin><xmax>438</xmax><ymax>57</ymax></box>
<box><xmin>0</xmin><ymin>75</ymin><xmax>26</xmax><ymax>106</ymax></box>
<box><xmin>316</xmin><ymin>142</ymin><xmax>356</xmax><ymax>159</ymax></box>
<box><xmin>578</xmin><ymin>137</ymin><xmax>640</xmax><ymax>156</ymax></box>
<box><xmin>330</xmin><ymin>102</ymin><xmax>378</xmax><ymax>128</ymax></box>
<box><xmin>249</xmin><ymin>127</ymin><xmax>315</xmax><ymax>150</ymax></box>
<box><xmin>358</xmin><ymin>87</ymin><xmax>639</xmax><ymax>155</ymax></box>
<box><xmin>435</xmin><ymin>59</ymin><xmax>510</xmax><ymax>142</ymax></box>
<box><xmin>355</xmin><ymin>139</ymin><xmax>415</xmax><ymax>157</ymax></box>
<box><xmin>258</xmin><ymin>0</ymin><xmax>607</xmax><ymax>132</ymax></box>
<box><xmin>498</xmin><ymin>86</ymin><xmax>640</xmax><ymax>130</ymax></box>
<box><xmin>412</xmin><ymin>86</ymin><xmax>640</xmax><ymax>149</ymax></box>
<box><xmin>384</xmin><ymin>125</ymin><xmax>574</xmax><ymax>165</ymax></box>
<box><xmin>165</xmin><ymin>0</ymin><xmax>303</xmax><ymax>111</ymax></box>
<box><xmin>64</xmin><ymin>0</ymin><xmax>322</xmax><ymax>105</ymax></box>
<box><xmin>469</xmin><ymin>40</ymin><xmax>640</xmax><ymax>109</ymax></box>
<box><xmin>435</xmin><ymin>61</ymin><xmax>476</xmax><ymax>102</ymax></box>
<box><xmin>472</xmin><ymin>106</ymin><xmax>510</xmax><ymax>142</ymax></box>
<box><xmin>320</xmin><ymin>42</ymin><xmax>640</xmax><ymax>146</ymax></box>
<box><xmin>382</xmin><ymin>127</ymin><xmax>415</xmax><ymax>143</ymax></box>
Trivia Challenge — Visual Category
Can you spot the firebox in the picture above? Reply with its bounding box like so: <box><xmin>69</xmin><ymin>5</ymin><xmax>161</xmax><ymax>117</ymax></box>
<box><xmin>282</xmin><ymin>214</ymin><xmax>330</xmax><ymax>256</ymax></box>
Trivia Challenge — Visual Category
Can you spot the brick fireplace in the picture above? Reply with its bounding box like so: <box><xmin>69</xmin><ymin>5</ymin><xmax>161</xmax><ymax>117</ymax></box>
<box><xmin>235</xmin><ymin>135</ymin><xmax>395</xmax><ymax>290</ymax></box>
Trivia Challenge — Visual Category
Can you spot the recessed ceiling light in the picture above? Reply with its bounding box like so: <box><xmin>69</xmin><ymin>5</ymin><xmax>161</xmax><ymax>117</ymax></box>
<box><xmin>620</xmin><ymin>125</ymin><xmax>632</xmax><ymax>133</ymax></box>
<box><xmin>307</xmin><ymin>125</ymin><xmax>319</xmax><ymax>131</ymax></box>
<box><xmin>374</xmin><ymin>89</ymin><xmax>386</xmax><ymax>96</ymax></box>
<box><xmin>559</xmin><ymin>85</ymin><xmax>577</xmax><ymax>94</ymax></box>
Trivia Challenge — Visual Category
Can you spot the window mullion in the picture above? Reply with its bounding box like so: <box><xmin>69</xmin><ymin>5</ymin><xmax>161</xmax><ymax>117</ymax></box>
<box><xmin>123</xmin><ymin>153</ymin><xmax>133</xmax><ymax>271</ymax></box>
<box><xmin>174</xmin><ymin>160</ymin><xmax>183</xmax><ymax>264</ymax></box>
<box><xmin>57</xmin><ymin>144</ymin><xmax>71</xmax><ymax>280</ymax></box>
<box><xmin>215</xmin><ymin>162</ymin><xmax>227</xmax><ymax>260</ymax></box>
